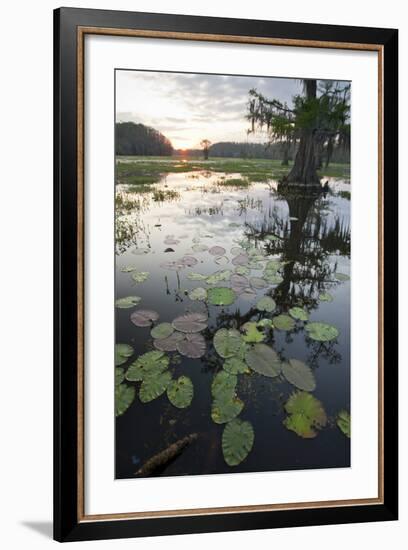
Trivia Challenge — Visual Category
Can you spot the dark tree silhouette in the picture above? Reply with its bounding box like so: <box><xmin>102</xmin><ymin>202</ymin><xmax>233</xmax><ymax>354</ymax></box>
<box><xmin>116</xmin><ymin>122</ymin><xmax>173</xmax><ymax>156</ymax></box>
<box><xmin>200</xmin><ymin>139</ymin><xmax>211</xmax><ymax>160</ymax></box>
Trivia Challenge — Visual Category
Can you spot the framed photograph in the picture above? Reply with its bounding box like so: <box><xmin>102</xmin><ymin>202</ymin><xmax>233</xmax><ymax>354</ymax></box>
<box><xmin>54</xmin><ymin>7</ymin><xmax>398</xmax><ymax>542</ymax></box>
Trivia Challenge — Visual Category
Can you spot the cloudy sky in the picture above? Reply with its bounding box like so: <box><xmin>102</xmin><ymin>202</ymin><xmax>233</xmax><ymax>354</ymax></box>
<box><xmin>116</xmin><ymin>70</ymin><xmax>303</xmax><ymax>149</ymax></box>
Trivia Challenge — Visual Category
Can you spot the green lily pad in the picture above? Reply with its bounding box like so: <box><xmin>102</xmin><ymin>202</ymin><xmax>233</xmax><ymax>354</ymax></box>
<box><xmin>245</xmin><ymin>343</ymin><xmax>282</xmax><ymax>377</ymax></box>
<box><xmin>273</xmin><ymin>314</ymin><xmax>295</xmax><ymax>331</ymax></box>
<box><xmin>213</xmin><ymin>328</ymin><xmax>242</xmax><ymax>358</ymax></box>
<box><xmin>241</xmin><ymin>322</ymin><xmax>265</xmax><ymax>343</ymax></box>
<box><xmin>257</xmin><ymin>318</ymin><xmax>274</xmax><ymax>328</ymax></box>
<box><xmin>130</xmin><ymin>309</ymin><xmax>159</xmax><ymax>327</ymax></box>
<box><xmin>337</xmin><ymin>410</ymin><xmax>351</xmax><ymax>438</ymax></box>
<box><xmin>250</xmin><ymin>277</ymin><xmax>267</xmax><ymax>289</ymax></box>
<box><xmin>139</xmin><ymin>371</ymin><xmax>172</xmax><ymax>403</ymax></box>
<box><xmin>167</xmin><ymin>376</ymin><xmax>194</xmax><ymax>409</ymax></box>
<box><xmin>177</xmin><ymin>333</ymin><xmax>206</xmax><ymax>358</ymax></box>
<box><xmin>319</xmin><ymin>292</ymin><xmax>333</xmax><ymax>302</ymax></box>
<box><xmin>256</xmin><ymin>296</ymin><xmax>276</xmax><ymax>313</ymax></box>
<box><xmin>153</xmin><ymin>331</ymin><xmax>185</xmax><ymax>352</ymax></box>
<box><xmin>224</xmin><ymin>357</ymin><xmax>250</xmax><ymax>374</ymax></box>
<box><xmin>288</xmin><ymin>307</ymin><xmax>309</xmax><ymax>321</ymax></box>
<box><xmin>120</xmin><ymin>265</ymin><xmax>137</xmax><ymax>273</ymax></box>
<box><xmin>115</xmin><ymin>343</ymin><xmax>134</xmax><ymax>366</ymax></box>
<box><xmin>211</xmin><ymin>395</ymin><xmax>244</xmax><ymax>424</ymax></box>
<box><xmin>172</xmin><ymin>312</ymin><xmax>208</xmax><ymax>333</ymax></box>
<box><xmin>282</xmin><ymin>359</ymin><xmax>316</xmax><ymax>391</ymax></box>
<box><xmin>192</xmin><ymin>244</ymin><xmax>208</xmax><ymax>252</ymax></box>
<box><xmin>211</xmin><ymin>371</ymin><xmax>237</xmax><ymax>400</ymax></box>
<box><xmin>222</xmin><ymin>419</ymin><xmax>255</xmax><ymax>466</ymax></box>
<box><xmin>188</xmin><ymin>287</ymin><xmax>208</xmax><ymax>301</ymax></box>
<box><xmin>131</xmin><ymin>271</ymin><xmax>150</xmax><ymax>283</ymax></box>
<box><xmin>207</xmin><ymin>287</ymin><xmax>236</xmax><ymax>306</ymax></box>
<box><xmin>150</xmin><ymin>322</ymin><xmax>174</xmax><ymax>340</ymax></box>
<box><xmin>234</xmin><ymin>265</ymin><xmax>250</xmax><ymax>276</ymax></box>
<box><xmin>115</xmin><ymin>296</ymin><xmax>141</xmax><ymax>309</ymax></box>
<box><xmin>126</xmin><ymin>351</ymin><xmax>169</xmax><ymax>381</ymax></box>
<box><xmin>115</xmin><ymin>384</ymin><xmax>135</xmax><ymax>416</ymax></box>
<box><xmin>305</xmin><ymin>322</ymin><xmax>339</xmax><ymax>342</ymax></box>
<box><xmin>206</xmin><ymin>270</ymin><xmax>231</xmax><ymax>285</ymax></box>
<box><xmin>187</xmin><ymin>272</ymin><xmax>207</xmax><ymax>281</ymax></box>
<box><xmin>283</xmin><ymin>391</ymin><xmax>327</xmax><ymax>438</ymax></box>
<box><xmin>115</xmin><ymin>367</ymin><xmax>125</xmax><ymax>386</ymax></box>
<box><xmin>263</xmin><ymin>272</ymin><xmax>284</xmax><ymax>284</ymax></box>
<box><xmin>335</xmin><ymin>272</ymin><xmax>350</xmax><ymax>281</ymax></box>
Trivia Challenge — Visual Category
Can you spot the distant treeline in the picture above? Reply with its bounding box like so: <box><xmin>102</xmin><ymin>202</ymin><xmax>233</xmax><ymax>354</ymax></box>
<box><xmin>116</xmin><ymin>122</ymin><xmax>173</xmax><ymax>156</ymax></box>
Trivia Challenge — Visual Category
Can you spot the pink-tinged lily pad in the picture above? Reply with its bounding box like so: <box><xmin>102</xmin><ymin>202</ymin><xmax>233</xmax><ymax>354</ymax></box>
<box><xmin>160</xmin><ymin>260</ymin><xmax>186</xmax><ymax>271</ymax></box>
<box><xmin>214</xmin><ymin>256</ymin><xmax>229</xmax><ymax>266</ymax></box>
<box><xmin>177</xmin><ymin>333</ymin><xmax>206</xmax><ymax>358</ymax></box>
<box><xmin>250</xmin><ymin>277</ymin><xmax>267</xmax><ymax>289</ymax></box>
<box><xmin>230</xmin><ymin>273</ymin><xmax>249</xmax><ymax>294</ymax></box>
<box><xmin>164</xmin><ymin>235</ymin><xmax>180</xmax><ymax>245</ymax></box>
<box><xmin>172</xmin><ymin>312</ymin><xmax>208</xmax><ymax>333</ymax></box>
<box><xmin>232</xmin><ymin>253</ymin><xmax>249</xmax><ymax>266</ymax></box>
<box><xmin>180</xmin><ymin>255</ymin><xmax>198</xmax><ymax>267</ymax></box>
<box><xmin>209</xmin><ymin>245</ymin><xmax>226</xmax><ymax>256</ymax></box>
<box><xmin>130</xmin><ymin>309</ymin><xmax>159</xmax><ymax>327</ymax></box>
<box><xmin>240</xmin><ymin>288</ymin><xmax>257</xmax><ymax>300</ymax></box>
<box><xmin>153</xmin><ymin>331</ymin><xmax>185</xmax><ymax>352</ymax></box>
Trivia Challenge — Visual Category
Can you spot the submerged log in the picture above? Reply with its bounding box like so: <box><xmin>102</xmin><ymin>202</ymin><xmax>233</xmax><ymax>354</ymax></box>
<box><xmin>135</xmin><ymin>433</ymin><xmax>198</xmax><ymax>477</ymax></box>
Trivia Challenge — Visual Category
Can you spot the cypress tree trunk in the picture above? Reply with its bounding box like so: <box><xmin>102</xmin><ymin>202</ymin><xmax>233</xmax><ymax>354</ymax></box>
<box><xmin>286</xmin><ymin>80</ymin><xmax>321</xmax><ymax>187</ymax></box>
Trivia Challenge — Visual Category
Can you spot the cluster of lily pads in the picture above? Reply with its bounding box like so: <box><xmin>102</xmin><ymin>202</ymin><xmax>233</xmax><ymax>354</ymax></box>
<box><xmin>115</xmin><ymin>233</ymin><xmax>351</xmax><ymax>469</ymax></box>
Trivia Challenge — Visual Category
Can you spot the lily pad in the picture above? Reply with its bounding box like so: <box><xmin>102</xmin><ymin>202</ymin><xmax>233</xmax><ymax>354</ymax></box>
<box><xmin>214</xmin><ymin>255</ymin><xmax>229</xmax><ymax>266</ymax></box>
<box><xmin>115</xmin><ymin>296</ymin><xmax>141</xmax><ymax>309</ymax></box>
<box><xmin>224</xmin><ymin>357</ymin><xmax>250</xmax><ymax>374</ymax></box>
<box><xmin>192</xmin><ymin>244</ymin><xmax>208</xmax><ymax>252</ymax></box>
<box><xmin>130</xmin><ymin>309</ymin><xmax>159</xmax><ymax>327</ymax></box>
<box><xmin>211</xmin><ymin>371</ymin><xmax>237</xmax><ymax>400</ymax></box>
<box><xmin>188</xmin><ymin>287</ymin><xmax>207</xmax><ymax>302</ymax></box>
<box><xmin>172</xmin><ymin>312</ymin><xmax>208</xmax><ymax>333</ymax></box>
<box><xmin>180</xmin><ymin>255</ymin><xmax>198</xmax><ymax>267</ymax></box>
<box><xmin>335</xmin><ymin>272</ymin><xmax>350</xmax><ymax>281</ymax></box>
<box><xmin>240</xmin><ymin>287</ymin><xmax>257</xmax><ymax>300</ymax></box>
<box><xmin>139</xmin><ymin>371</ymin><xmax>172</xmax><ymax>403</ymax></box>
<box><xmin>187</xmin><ymin>272</ymin><xmax>207</xmax><ymax>281</ymax></box>
<box><xmin>234</xmin><ymin>265</ymin><xmax>250</xmax><ymax>276</ymax></box>
<box><xmin>232</xmin><ymin>253</ymin><xmax>249</xmax><ymax>266</ymax></box>
<box><xmin>289</xmin><ymin>307</ymin><xmax>309</xmax><ymax>321</ymax></box>
<box><xmin>283</xmin><ymin>391</ymin><xmax>327</xmax><ymax>438</ymax></box>
<box><xmin>250</xmin><ymin>277</ymin><xmax>267</xmax><ymax>289</ymax></box>
<box><xmin>211</xmin><ymin>395</ymin><xmax>244</xmax><ymax>424</ymax></box>
<box><xmin>153</xmin><ymin>331</ymin><xmax>185</xmax><ymax>352</ymax></box>
<box><xmin>213</xmin><ymin>328</ymin><xmax>242</xmax><ymax>358</ymax></box>
<box><xmin>282</xmin><ymin>359</ymin><xmax>316</xmax><ymax>391</ymax></box>
<box><xmin>245</xmin><ymin>343</ymin><xmax>282</xmax><ymax>377</ymax></box>
<box><xmin>263</xmin><ymin>272</ymin><xmax>284</xmax><ymax>284</ymax></box>
<box><xmin>115</xmin><ymin>343</ymin><xmax>134</xmax><ymax>366</ymax></box>
<box><xmin>177</xmin><ymin>333</ymin><xmax>206</xmax><ymax>358</ymax></box>
<box><xmin>126</xmin><ymin>350</ymin><xmax>169</xmax><ymax>381</ymax></box>
<box><xmin>150</xmin><ymin>322</ymin><xmax>174</xmax><ymax>340</ymax></box>
<box><xmin>257</xmin><ymin>318</ymin><xmax>274</xmax><ymax>328</ymax></box>
<box><xmin>256</xmin><ymin>296</ymin><xmax>276</xmax><ymax>312</ymax></box>
<box><xmin>222</xmin><ymin>419</ymin><xmax>255</xmax><ymax>466</ymax></box>
<box><xmin>305</xmin><ymin>322</ymin><xmax>339</xmax><ymax>342</ymax></box>
<box><xmin>319</xmin><ymin>292</ymin><xmax>333</xmax><ymax>302</ymax></box>
<box><xmin>115</xmin><ymin>384</ymin><xmax>136</xmax><ymax>416</ymax></box>
<box><xmin>131</xmin><ymin>271</ymin><xmax>150</xmax><ymax>283</ymax></box>
<box><xmin>337</xmin><ymin>410</ymin><xmax>351</xmax><ymax>438</ymax></box>
<box><xmin>209</xmin><ymin>245</ymin><xmax>226</xmax><ymax>256</ymax></box>
<box><xmin>207</xmin><ymin>287</ymin><xmax>236</xmax><ymax>306</ymax></box>
<box><xmin>273</xmin><ymin>314</ymin><xmax>295</xmax><ymax>331</ymax></box>
<box><xmin>115</xmin><ymin>367</ymin><xmax>125</xmax><ymax>386</ymax></box>
<box><xmin>230</xmin><ymin>273</ymin><xmax>249</xmax><ymax>294</ymax></box>
<box><xmin>241</xmin><ymin>322</ymin><xmax>265</xmax><ymax>343</ymax></box>
<box><xmin>206</xmin><ymin>270</ymin><xmax>231</xmax><ymax>285</ymax></box>
<box><xmin>120</xmin><ymin>265</ymin><xmax>137</xmax><ymax>273</ymax></box>
<box><xmin>167</xmin><ymin>376</ymin><xmax>194</xmax><ymax>408</ymax></box>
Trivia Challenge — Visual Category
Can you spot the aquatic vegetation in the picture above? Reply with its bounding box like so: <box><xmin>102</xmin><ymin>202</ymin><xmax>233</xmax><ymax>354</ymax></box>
<box><xmin>282</xmin><ymin>359</ymin><xmax>316</xmax><ymax>391</ymax></box>
<box><xmin>211</xmin><ymin>394</ymin><xmax>244</xmax><ymax>424</ymax></box>
<box><xmin>177</xmin><ymin>333</ymin><xmax>206</xmax><ymax>358</ymax></box>
<box><xmin>115</xmin><ymin>295</ymin><xmax>141</xmax><ymax>309</ymax></box>
<box><xmin>273</xmin><ymin>314</ymin><xmax>296</xmax><ymax>331</ymax></box>
<box><xmin>224</xmin><ymin>357</ymin><xmax>250</xmax><ymax>374</ymax></box>
<box><xmin>126</xmin><ymin>351</ymin><xmax>169</xmax><ymax>382</ymax></box>
<box><xmin>115</xmin><ymin>343</ymin><xmax>134</xmax><ymax>366</ymax></box>
<box><xmin>172</xmin><ymin>312</ymin><xmax>208</xmax><ymax>333</ymax></box>
<box><xmin>222</xmin><ymin>419</ymin><xmax>255</xmax><ymax>466</ymax></box>
<box><xmin>130</xmin><ymin>309</ymin><xmax>160</xmax><ymax>327</ymax></box>
<box><xmin>153</xmin><ymin>331</ymin><xmax>185</xmax><ymax>352</ymax></box>
<box><xmin>188</xmin><ymin>287</ymin><xmax>207</xmax><ymax>301</ymax></box>
<box><xmin>150</xmin><ymin>322</ymin><xmax>174</xmax><ymax>340</ymax></box>
<box><xmin>305</xmin><ymin>322</ymin><xmax>339</xmax><ymax>342</ymax></box>
<box><xmin>115</xmin><ymin>367</ymin><xmax>125</xmax><ymax>386</ymax></box>
<box><xmin>167</xmin><ymin>376</ymin><xmax>194</xmax><ymax>408</ymax></box>
<box><xmin>283</xmin><ymin>391</ymin><xmax>327</xmax><ymax>438</ymax></box>
<box><xmin>206</xmin><ymin>269</ymin><xmax>231</xmax><ymax>285</ymax></box>
<box><xmin>256</xmin><ymin>296</ymin><xmax>276</xmax><ymax>312</ymax></box>
<box><xmin>209</xmin><ymin>245</ymin><xmax>226</xmax><ymax>256</ymax></box>
<box><xmin>232</xmin><ymin>253</ymin><xmax>249</xmax><ymax>266</ymax></box>
<box><xmin>207</xmin><ymin>287</ymin><xmax>236</xmax><ymax>306</ymax></box>
<box><xmin>213</xmin><ymin>328</ymin><xmax>242</xmax><ymax>358</ymax></box>
<box><xmin>335</xmin><ymin>272</ymin><xmax>350</xmax><ymax>281</ymax></box>
<box><xmin>152</xmin><ymin>189</ymin><xmax>180</xmax><ymax>202</ymax></box>
<box><xmin>245</xmin><ymin>343</ymin><xmax>282</xmax><ymax>377</ymax></box>
<box><xmin>336</xmin><ymin>410</ymin><xmax>351</xmax><ymax>437</ymax></box>
<box><xmin>131</xmin><ymin>271</ymin><xmax>150</xmax><ymax>283</ymax></box>
<box><xmin>139</xmin><ymin>371</ymin><xmax>172</xmax><ymax>403</ymax></box>
<box><xmin>211</xmin><ymin>371</ymin><xmax>237</xmax><ymax>400</ymax></box>
<box><xmin>319</xmin><ymin>292</ymin><xmax>333</xmax><ymax>302</ymax></box>
<box><xmin>241</xmin><ymin>322</ymin><xmax>265</xmax><ymax>343</ymax></box>
<box><xmin>115</xmin><ymin>384</ymin><xmax>136</xmax><ymax>416</ymax></box>
<box><xmin>288</xmin><ymin>306</ymin><xmax>309</xmax><ymax>321</ymax></box>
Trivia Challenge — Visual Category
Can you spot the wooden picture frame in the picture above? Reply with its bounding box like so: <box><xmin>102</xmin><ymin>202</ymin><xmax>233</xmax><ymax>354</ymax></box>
<box><xmin>54</xmin><ymin>7</ymin><xmax>398</xmax><ymax>542</ymax></box>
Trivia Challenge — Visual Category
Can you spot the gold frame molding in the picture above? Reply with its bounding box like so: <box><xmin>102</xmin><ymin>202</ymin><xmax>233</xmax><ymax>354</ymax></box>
<box><xmin>76</xmin><ymin>26</ymin><xmax>384</xmax><ymax>523</ymax></box>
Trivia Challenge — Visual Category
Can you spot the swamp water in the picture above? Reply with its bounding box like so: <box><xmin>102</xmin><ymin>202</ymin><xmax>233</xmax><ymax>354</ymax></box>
<box><xmin>115</xmin><ymin>164</ymin><xmax>351</xmax><ymax>478</ymax></box>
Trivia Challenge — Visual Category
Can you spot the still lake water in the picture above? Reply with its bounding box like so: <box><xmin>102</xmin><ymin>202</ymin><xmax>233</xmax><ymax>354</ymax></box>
<box><xmin>115</xmin><ymin>167</ymin><xmax>350</xmax><ymax>479</ymax></box>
